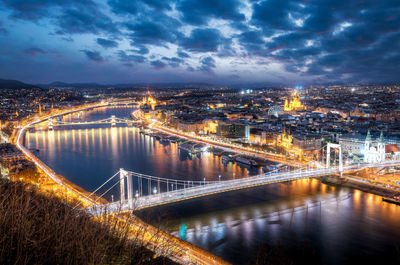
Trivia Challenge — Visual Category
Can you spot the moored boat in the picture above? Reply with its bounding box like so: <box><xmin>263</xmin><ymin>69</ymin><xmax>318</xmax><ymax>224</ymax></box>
<box><xmin>222</xmin><ymin>155</ymin><xmax>233</xmax><ymax>163</ymax></box>
<box><xmin>235</xmin><ymin>156</ymin><xmax>258</xmax><ymax>166</ymax></box>
<box><xmin>382</xmin><ymin>195</ymin><xmax>400</xmax><ymax>205</ymax></box>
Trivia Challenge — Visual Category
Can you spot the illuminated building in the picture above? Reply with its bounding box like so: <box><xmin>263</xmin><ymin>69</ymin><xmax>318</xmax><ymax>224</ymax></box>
<box><xmin>284</xmin><ymin>90</ymin><xmax>304</xmax><ymax>111</ymax></box>
<box><xmin>142</xmin><ymin>96</ymin><xmax>156</xmax><ymax>105</ymax></box>
<box><xmin>363</xmin><ymin>131</ymin><xmax>386</xmax><ymax>163</ymax></box>
<box><xmin>249</xmin><ymin>130</ymin><xmax>271</xmax><ymax>145</ymax></box>
<box><xmin>216</xmin><ymin>122</ymin><xmax>250</xmax><ymax>141</ymax></box>
<box><xmin>144</xmin><ymin>113</ymin><xmax>151</xmax><ymax>120</ymax></box>
<box><xmin>203</xmin><ymin>119</ymin><xmax>219</xmax><ymax>134</ymax></box>
<box><xmin>277</xmin><ymin>127</ymin><xmax>293</xmax><ymax>149</ymax></box>
<box><xmin>207</xmin><ymin>103</ymin><xmax>225</xmax><ymax>109</ymax></box>
<box><xmin>141</xmin><ymin>95</ymin><xmax>157</xmax><ymax>110</ymax></box>
<box><xmin>276</xmin><ymin>127</ymin><xmax>303</xmax><ymax>158</ymax></box>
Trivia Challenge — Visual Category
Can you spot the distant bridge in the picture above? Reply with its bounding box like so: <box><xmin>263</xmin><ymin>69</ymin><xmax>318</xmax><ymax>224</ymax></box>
<box><xmin>28</xmin><ymin>115</ymin><xmax>141</xmax><ymax>130</ymax></box>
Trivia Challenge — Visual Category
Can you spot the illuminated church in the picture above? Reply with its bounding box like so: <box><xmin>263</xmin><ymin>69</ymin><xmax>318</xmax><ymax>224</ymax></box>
<box><xmin>363</xmin><ymin>130</ymin><xmax>385</xmax><ymax>163</ymax></box>
<box><xmin>284</xmin><ymin>90</ymin><xmax>304</xmax><ymax>111</ymax></box>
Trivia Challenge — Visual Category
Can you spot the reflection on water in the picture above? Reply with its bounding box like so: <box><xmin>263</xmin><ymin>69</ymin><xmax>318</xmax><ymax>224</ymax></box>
<box><xmin>26</xmin><ymin>127</ymin><xmax>261</xmax><ymax>190</ymax></box>
<box><xmin>25</xmin><ymin>106</ymin><xmax>263</xmax><ymax>193</ymax></box>
<box><xmin>25</xmin><ymin>106</ymin><xmax>400</xmax><ymax>265</ymax></box>
<box><xmin>143</xmin><ymin>179</ymin><xmax>400</xmax><ymax>265</ymax></box>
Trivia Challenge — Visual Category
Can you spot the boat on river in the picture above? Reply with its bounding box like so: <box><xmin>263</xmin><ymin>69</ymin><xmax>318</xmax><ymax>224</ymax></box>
<box><xmin>235</xmin><ymin>156</ymin><xmax>258</xmax><ymax>166</ymax></box>
<box><xmin>382</xmin><ymin>195</ymin><xmax>400</xmax><ymax>205</ymax></box>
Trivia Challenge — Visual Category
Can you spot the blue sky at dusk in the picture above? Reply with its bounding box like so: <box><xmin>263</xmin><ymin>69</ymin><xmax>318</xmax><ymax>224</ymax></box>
<box><xmin>0</xmin><ymin>0</ymin><xmax>399</xmax><ymax>85</ymax></box>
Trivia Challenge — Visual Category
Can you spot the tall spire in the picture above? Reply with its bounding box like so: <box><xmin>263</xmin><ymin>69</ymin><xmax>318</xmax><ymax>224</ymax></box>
<box><xmin>378</xmin><ymin>131</ymin><xmax>385</xmax><ymax>143</ymax></box>
<box><xmin>365</xmin><ymin>130</ymin><xmax>371</xmax><ymax>142</ymax></box>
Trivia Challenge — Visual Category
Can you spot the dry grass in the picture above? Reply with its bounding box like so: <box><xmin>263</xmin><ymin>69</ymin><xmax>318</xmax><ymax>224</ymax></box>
<box><xmin>0</xmin><ymin>180</ymin><xmax>176</xmax><ymax>265</ymax></box>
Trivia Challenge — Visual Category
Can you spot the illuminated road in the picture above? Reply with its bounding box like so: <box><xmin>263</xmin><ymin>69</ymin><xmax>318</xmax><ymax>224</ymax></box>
<box><xmin>133</xmin><ymin>110</ymin><xmax>310</xmax><ymax>168</ymax></box>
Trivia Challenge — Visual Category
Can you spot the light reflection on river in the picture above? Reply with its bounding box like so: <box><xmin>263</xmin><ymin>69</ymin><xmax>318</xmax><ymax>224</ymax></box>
<box><xmin>25</xmin><ymin>106</ymin><xmax>400</xmax><ymax>265</ymax></box>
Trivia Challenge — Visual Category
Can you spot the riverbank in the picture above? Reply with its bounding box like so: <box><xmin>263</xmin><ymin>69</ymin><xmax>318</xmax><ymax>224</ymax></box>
<box><xmin>133</xmin><ymin>110</ymin><xmax>307</xmax><ymax>168</ymax></box>
<box><xmin>320</xmin><ymin>174</ymin><xmax>399</xmax><ymax>198</ymax></box>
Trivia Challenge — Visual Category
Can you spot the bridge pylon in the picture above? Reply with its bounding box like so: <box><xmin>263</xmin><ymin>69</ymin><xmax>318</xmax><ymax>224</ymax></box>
<box><xmin>326</xmin><ymin>143</ymin><xmax>343</xmax><ymax>175</ymax></box>
<box><xmin>48</xmin><ymin>119</ymin><xmax>54</xmax><ymax>131</ymax></box>
<box><xmin>119</xmin><ymin>168</ymin><xmax>133</xmax><ymax>208</ymax></box>
<box><xmin>111</xmin><ymin>115</ymin><xmax>116</xmax><ymax>127</ymax></box>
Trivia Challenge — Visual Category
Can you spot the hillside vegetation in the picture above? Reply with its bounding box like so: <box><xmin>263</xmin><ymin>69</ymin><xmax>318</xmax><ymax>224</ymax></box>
<box><xmin>0</xmin><ymin>180</ymin><xmax>176</xmax><ymax>265</ymax></box>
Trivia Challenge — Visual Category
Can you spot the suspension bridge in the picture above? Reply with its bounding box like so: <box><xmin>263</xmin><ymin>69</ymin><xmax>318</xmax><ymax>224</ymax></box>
<box><xmin>28</xmin><ymin>115</ymin><xmax>140</xmax><ymax>130</ymax></box>
<box><xmin>85</xmin><ymin>143</ymin><xmax>400</xmax><ymax>215</ymax></box>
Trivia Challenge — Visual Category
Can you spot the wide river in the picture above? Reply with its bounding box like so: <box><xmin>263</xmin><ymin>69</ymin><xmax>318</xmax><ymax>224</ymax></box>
<box><xmin>25</xmin><ymin>106</ymin><xmax>400</xmax><ymax>265</ymax></box>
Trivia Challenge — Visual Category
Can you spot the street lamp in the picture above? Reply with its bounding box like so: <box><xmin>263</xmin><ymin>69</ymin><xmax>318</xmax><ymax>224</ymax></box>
<box><xmin>219</xmin><ymin>175</ymin><xmax>221</xmax><ymax>182</ymax></box>
<box><xmin>153</xmin><ymin>187</ymin><xmax>157</xmax><ymax>194</ymax></box>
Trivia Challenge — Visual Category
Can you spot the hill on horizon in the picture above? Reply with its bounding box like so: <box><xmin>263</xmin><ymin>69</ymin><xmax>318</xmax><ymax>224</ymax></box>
<box><xmin>0</xmin><ymin>78</ymin><xmax>40</xmax><ymax>89</ymax></box>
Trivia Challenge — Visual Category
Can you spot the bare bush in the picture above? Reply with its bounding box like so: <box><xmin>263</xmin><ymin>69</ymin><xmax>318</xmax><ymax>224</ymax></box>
<box><xmin>0</xmin><ymin>180</ymin><xmax>176</xmax><ymax>265</ymax></box>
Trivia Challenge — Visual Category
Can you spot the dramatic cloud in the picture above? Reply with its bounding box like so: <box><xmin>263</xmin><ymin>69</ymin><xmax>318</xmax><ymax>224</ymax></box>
<box><xmin>0</xmin><ymin>20</ymin><xmax>8</xmax><ymax>35</ymax></box>
<box><xmin>81</xmin><ymin>50</ymin><xmax>104</xmax><ymax>62</ymax></box>
<box><xmin>199</xmin><ymin>56</ymin><xmax>216</xmax><ymax>73</ymax></box>
<box><xmin>0</xmin><ymin>0</ymin><xmax>399</xmax><ymax>84</ymax></box>
<box><xmin>124</xmin><ymin>15</ymin><xmax>182</xmax><ymax>46</ymax></box>
<box><xmin>176</xmin><ymin>0</ymin><xmax>245</xmax><ymax>25</ymax></box>
<box><xmin>55</xmin><ymin>7</ymin><xmax>119</xmax><ymax>35</ymax></box>
<box><xmin>180</xmin><ymin>28</ymin><xmax>229</xmax><ymax>53</ymax></box>
<box><xmin>151</xmin><ymin>60</ymin><xmax>166</xmax><ymax>69</ymax></box>
<box><xmin>177</xmin><ymin>50</ymin><xmax>190</xmax><ymax>58</ymax></box>
<box><xmin>24</xmin><ymin>48</ymin><xmax>48</xmax><ymax>57</ymax></box>
<box><xmin>1</xmin><ymin>0</ymin><xmax>80</xmax><ymax>21</ymax></box>
<box><xmin>96</xmin><ymin>38</ymin><xmax>118</xmax><ymax>49</ymax></box>
<box><xmin>117</xmin><ymin>50</ymin><xmax>146</xmax><ymax>67</ymax></box>
<box><xmin>162</xmin><ymin>57</ymin><xmax>183</xmax><ymax>68</ymax></box>
<box><xmin>108</xmin><ymin>0</ymin><xmax>173</xmax><ymax>16</ymax></box>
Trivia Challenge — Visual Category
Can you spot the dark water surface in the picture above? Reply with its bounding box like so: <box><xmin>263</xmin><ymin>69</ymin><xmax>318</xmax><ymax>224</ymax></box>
<box><xmin>25</xmin><ymin>106</ymin><xmax>400</xmax><ymax>265</ymax></box>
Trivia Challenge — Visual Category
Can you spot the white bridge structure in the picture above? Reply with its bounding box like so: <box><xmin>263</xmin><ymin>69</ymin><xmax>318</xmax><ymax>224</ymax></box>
<box><xmin>29</xmin><ymin>115</ymin><xmax>140</xmax><ymax>130</ymax></box>
<box><xmin>85</xmin><ymin>143</ymin><xmax>400</xmax><ymax>215</ymax></box>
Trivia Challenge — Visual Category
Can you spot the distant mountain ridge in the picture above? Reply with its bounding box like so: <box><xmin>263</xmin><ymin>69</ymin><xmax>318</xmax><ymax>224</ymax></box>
<box><xmin>0</xmin><ymin>78</ymin><xmax>218</xmax><ymax>90</ymax></box>
<box><xmin>0</xmin><ymin>79</ymin><xmax>40</xmax><ymax>89</ymax></box>
<box><xmin>37</xmin><ymin>81</ymin><xmax>217</xmax><ymax>89</ymax></box>
<box><xmin>41</xmin><ymin>82</ymin><xmax>107</xmax><ymax>89</ymax></box>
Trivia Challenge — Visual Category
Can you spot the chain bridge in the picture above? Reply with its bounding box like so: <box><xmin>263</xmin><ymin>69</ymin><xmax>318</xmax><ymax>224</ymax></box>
<box><xmin>29</xmin><ymin>115</ymin><xmax>140</xmax><ymax>130</ymax></box>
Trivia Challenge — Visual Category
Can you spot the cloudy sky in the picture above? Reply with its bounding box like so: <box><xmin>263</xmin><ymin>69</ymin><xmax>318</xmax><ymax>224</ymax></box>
<box><xmin>0</xmin><ymin>0</ymin><xmax>399</xmax><ymax>85</ymax></box>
